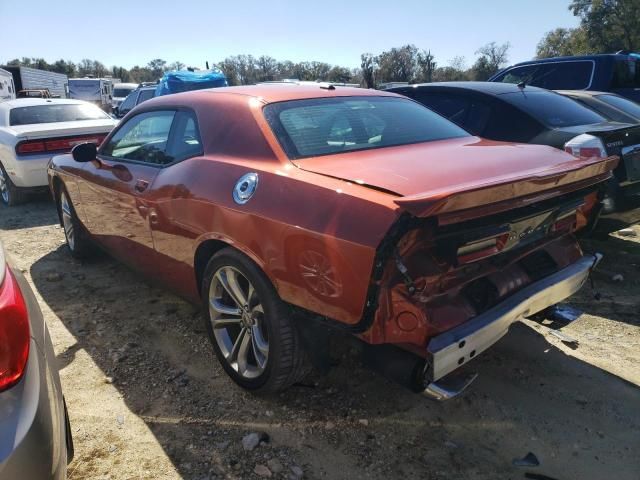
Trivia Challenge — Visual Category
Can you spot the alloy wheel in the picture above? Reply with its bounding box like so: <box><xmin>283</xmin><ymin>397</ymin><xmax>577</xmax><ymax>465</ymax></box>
<box><xmin>208</xmin><ymin>266</ymin><xmax>269</xmax><ymax>379</ymax></box>
<box><xmin>60</xmin><ymin>192</ymin><xmax>75</xmax><ymax>251</ymax></box>
<box><xmin>0</xmin><ymin>168</ymin><xmax>8</xmax><ymax>204</ymax></box>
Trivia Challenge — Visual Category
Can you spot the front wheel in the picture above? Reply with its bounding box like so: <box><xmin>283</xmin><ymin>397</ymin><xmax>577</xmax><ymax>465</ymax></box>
<box><xmin>202</xmin><ymin>248</ymin><xmax>309</xmax><ymax>392</ymax></box>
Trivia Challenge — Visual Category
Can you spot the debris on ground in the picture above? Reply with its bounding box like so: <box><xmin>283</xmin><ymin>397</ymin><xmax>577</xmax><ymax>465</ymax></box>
<box><xmin>547</xmin><ymin>304</ymin><xmax>582</xmax><ymax>323</ymax></box>
<box><xmin>513</xmin><ymin>452</ymin><xmax>540</xmax><ymax>467</ymax></box>
<box><xmin>611</xmin><ymin>273</ymin><xmax>624</xmax><ymax>283</ymax></box>
<box><xmin>617</xmin><ymin>228</ymin><xmax>638</xmax><ymax>238</ymax></box>
<box><xmin>254</xmin><ymin>464</ymin><xmax>272</xmax><ymax>477</ymax></box>
<box><xmin>242</xmin><ymin>432</ymin><xmax>269</xmax><ymax>451</ymax></box>
<box><xmin>548</xmin><ymin>329</ymin><xmax>580</xmax><ymax>348</ymax></box>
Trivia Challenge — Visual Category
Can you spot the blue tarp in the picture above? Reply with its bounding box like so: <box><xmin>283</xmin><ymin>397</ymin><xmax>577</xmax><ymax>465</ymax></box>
<box><xmin>155</xmin><ymin>70</ymin><xmax>228</xmax><ymax>96</ymax></box>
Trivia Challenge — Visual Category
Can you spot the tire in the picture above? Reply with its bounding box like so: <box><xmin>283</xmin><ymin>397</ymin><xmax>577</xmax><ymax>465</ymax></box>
<box><xmin>57</xmin><ymin>187</ymin><xmax>93</xmax><ymax>259</ymax></box>
<box><xmin>0</xmin><ymin>163</ymin><xmax>26</xmax><ymax>206</ymax></box>
<box><xmin>202</xmin><ymin>248</ymin><xmax>309</xmax><ymax>393</ymax></box>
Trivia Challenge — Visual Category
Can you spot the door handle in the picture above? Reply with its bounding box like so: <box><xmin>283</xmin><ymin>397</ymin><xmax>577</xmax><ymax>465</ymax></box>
<box><xmin>134</xmin><ymin>179</ymin><xmax>149</xmax><ymax>193</ymax></box>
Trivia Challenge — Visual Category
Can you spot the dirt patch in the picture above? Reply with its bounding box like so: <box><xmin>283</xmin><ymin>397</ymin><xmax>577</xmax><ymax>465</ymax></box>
<box><xmin>1</xmin><ymin>196</ymin><xmax>639</xmax><ymax>480</ymax></box>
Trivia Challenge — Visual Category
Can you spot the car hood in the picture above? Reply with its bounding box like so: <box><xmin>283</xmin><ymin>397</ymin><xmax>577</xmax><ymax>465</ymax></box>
<box><xmin>293</xmin><ymin>136</ymin><xmax>618</xmax><ymax>218</ymax></box>
<box><xmin>7</xmin><ymin>119</ymin><xmax>118</xmax><ymax>139</ymax></box>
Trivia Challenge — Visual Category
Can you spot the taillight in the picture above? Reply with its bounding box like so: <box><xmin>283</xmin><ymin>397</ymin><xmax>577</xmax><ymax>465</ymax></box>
<box><xmin>15</xmin><ymin>134</ymin><xmax>106</xmax><ymax>156</ymax></box>
<box><xmin>564</xmin><ymin>134</ymin><xmax>607</xmax><ymax>159</ymax></box>
<box><xmin>16</xmin><ymin>141</ymin><xmax>46</xmax><ymax>154</ymax></box>
<box><xmin>0</xmin><ymin>266</ymin><xmax>30</xmax><ymax>392</ymax></box>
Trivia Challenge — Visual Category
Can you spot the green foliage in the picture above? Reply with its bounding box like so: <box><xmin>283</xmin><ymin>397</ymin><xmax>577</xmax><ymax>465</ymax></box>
<box><xmin>536</xmin><ymin>27</ymin><xmax>590</xmax><ymax>58</ymax></box>
<box><xmin>570</xmin><ymin>0</ymin><xmax>640</xmax><ymax>52</ymax></box>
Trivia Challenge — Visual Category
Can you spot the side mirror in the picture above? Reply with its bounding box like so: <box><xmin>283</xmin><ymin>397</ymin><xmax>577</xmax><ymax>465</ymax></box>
<box><xmin>72</xmin><ymin>142</ymin><xmax>97</xmax><ymax>163</ymax></box>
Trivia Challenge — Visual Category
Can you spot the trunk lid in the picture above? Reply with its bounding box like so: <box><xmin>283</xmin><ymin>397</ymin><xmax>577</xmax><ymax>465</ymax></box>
<box><xmin>294</xmin><ymin>137</ymin><xmax>618</xmax><ymax>218</ymax></box>
<box><xmin>9</xmin><ymin>119</ymin><xmax>118</xmax><ymax>140</ymax></box>
<box><xmin>585</xmin><ymin>124</ymin><xmax>640</xmax><ymax>183</ymax></box>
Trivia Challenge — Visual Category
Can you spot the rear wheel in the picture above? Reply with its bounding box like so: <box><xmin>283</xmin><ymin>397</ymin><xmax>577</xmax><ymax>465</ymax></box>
<box><xmin>0</xmin><ymin>163</ymin><xmax>26</xmax><ymax>206</ymax></box>
<box><xmin>202</xmin><ymin>248</ymin><xmax>309</xmax><ymax>392</ymax></box>
<box><xmin>58</xmin><ymin>188</ymin><xmax>93</xmax><ymax>259</ymax></box>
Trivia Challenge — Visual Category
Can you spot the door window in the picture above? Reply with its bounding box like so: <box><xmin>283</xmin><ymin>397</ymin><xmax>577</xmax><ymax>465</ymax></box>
<box><xmin>101</xmin><ymin>111</ymin><xmax>176</xmax><ymax>165</ymax></box>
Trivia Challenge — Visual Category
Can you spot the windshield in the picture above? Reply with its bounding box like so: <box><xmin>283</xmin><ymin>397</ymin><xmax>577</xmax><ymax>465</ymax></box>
<box><xmin>9</xmin><ymin>104</ymin><xmax>110</xmax><ymax>126</ymax></box>
<box><xmin>113</xmin><ymin>87</ymin><xmax>136</xmax><ymax>98</ymax></box>
<box><xmin>598</xmin><ymin>94</ymin><xmax>640</xmax><ymax>119</ymax></box>
<box><xmin>264</xmin><ymin>96</ymin><xmax>469</xmax><ymax>159</ymax></box>
<box><xmin>501</xmin><ymin>91</ymin><xmax>605</xmax><ymax>128</ymax></box>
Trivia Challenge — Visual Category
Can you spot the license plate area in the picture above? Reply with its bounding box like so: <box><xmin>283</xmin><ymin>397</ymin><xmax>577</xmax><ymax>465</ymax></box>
<box><xmin>622</xmin><ymin>144</ymin><xmax>640</xmax><ymax>182</ymax></box>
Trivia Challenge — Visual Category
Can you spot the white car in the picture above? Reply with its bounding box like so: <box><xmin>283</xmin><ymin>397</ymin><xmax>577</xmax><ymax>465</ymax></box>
<box><xmin>0</xmin><ymin>99</ymin><xmax>117</xmax><ymax>206</ymax></box>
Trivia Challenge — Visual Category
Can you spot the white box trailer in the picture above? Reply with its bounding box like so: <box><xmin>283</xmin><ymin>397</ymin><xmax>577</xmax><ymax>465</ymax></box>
<box><xmin>2</xmin><ymin>66</ymin><xmax>68</xmax><ymax>98</ymax></box>
<box><xmin>0</xmin><ymin>68</ymin><xmax>16</xmax><ymax>102</ymax></box>
<box><xmin>68</xmin><ymin>78</ymin><xmax>113</xmax><ymax>111</ymax></box>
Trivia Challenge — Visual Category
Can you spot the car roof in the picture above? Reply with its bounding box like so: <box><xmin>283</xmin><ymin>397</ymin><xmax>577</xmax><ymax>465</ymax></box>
<box><xmin>0</xmin><ymin>98</ymin><xmax>97</xmax><ymax>109</ymax></box>
<box><xmin>391</xmin><ymin>81</ymin><xmax>550</xmax><ymax>96</ymax></box>
<box><xmin>143</xmin><ymin>84</ymin><xmax>398</xmax><ymax>106</ymax></box>
<box><xmin>507</xmin><ymin>53</ymin><xmax>633</xmax><ymax>66</ymax></box>
<box><xmin>115</xmin><ymin>83</ymin><xmax>138</xmax><ymax>88</ymax></box>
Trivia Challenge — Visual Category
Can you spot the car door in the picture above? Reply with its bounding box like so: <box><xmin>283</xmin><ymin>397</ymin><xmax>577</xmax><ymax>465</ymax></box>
<box><xmin>77</xmin><ymin>110</ymin><xmax>177</xmax><ymax>271</ymax></box>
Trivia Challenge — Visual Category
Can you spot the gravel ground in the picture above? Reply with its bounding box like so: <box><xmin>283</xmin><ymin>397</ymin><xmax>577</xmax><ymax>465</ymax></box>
<box><xmin>1</xmin><ymin>195</ymin><xmax>639</xmax><ymax>480</ymax></box>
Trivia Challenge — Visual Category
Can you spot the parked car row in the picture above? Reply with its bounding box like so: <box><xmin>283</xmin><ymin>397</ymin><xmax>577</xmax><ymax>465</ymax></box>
<box><xmin>389</xmin><ymin>82</ymin><xmax>640</xmax><ymax>233</ymax></box>
<box><xmin>1</xmin><ymin>53</ymin><xmax>640</xmax><ymax>479</ymax></box>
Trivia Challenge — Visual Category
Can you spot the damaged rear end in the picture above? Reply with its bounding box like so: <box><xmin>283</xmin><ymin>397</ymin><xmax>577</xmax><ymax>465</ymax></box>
<box><xmin>360</xmin><ymin>155</ymin><xmax>617</xmax><ymax>397</ymax></box>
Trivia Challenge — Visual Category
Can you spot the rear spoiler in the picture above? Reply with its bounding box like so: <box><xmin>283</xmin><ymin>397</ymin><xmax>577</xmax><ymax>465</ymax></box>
<box><xmin>394</xmin><ymin>155</ymin><xmax>619</xmax><ymax>220</ymax></box>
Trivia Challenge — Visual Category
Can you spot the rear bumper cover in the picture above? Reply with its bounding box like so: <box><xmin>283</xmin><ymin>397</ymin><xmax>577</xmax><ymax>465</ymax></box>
<box><xmin>426</xmin><ymin>253</ymin><xmax>601</xmax><ymax>382</ymax></box>
<box><xmin>4</xmin><ymin>154</ymin><xmax>52</xmax><ymax>188</ymax></box>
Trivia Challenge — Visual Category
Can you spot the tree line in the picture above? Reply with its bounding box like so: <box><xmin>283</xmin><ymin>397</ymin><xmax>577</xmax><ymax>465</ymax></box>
<box><xmin>536</xmin><ymin>0</ymin><xmax>639</xmax><ymax>58</ymax></box>
<box><xmin>2</xmin><ymin>40</ymin><xmax>510</xmax><ymax>89</ymax></box>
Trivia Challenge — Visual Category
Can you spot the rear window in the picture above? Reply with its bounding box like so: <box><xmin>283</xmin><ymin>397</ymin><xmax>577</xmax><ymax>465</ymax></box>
<box><xmin>598</xmin><ymin>94</ymin><xmax>640</xmax><ymax>118</ymax></box>
<box><xmin>9</xmin><ymin>104</ymin><xmax>110</xmax><ymax>126</ymax></box>
<box><xmin>502</xmin><ymin>90</ymin><xmax>605</xmax><ymax>127</ymax></box>
<box><xmin>264</xmin><ymin>96</ymin><xmax>469</xmax><ymax>159</ymax></box>
<box><xmin>113</xmin><ymin>87</ymin><xmax>135</xmax><ymax>97</ymax></box>
<box><xmin>495</xmin><ymin>61</ymin><xmax>594</xmax><ymax>90</ymax></box>
<box><xmin>137</xmin><ymin>89</ymin><xmax>155</xmax><ymax>104</ymax></box>
<box><xmin>612</xmin><ymin>60</ymin><xmax>640</xmax><ymax>88</ymax></box>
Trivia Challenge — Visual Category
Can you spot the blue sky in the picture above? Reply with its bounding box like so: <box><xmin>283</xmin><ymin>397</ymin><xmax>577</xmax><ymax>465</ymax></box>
<box><xmin>0</xmin><ymin>0</ymin><xmax>579</xmax><ymax>70</ymax></box>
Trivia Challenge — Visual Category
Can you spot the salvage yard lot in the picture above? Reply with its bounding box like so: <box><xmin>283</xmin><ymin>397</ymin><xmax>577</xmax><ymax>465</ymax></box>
<box><xmin>1</xmin><ymin>197</ymin><xmax>639</xmax><ymax>480</ymax></box>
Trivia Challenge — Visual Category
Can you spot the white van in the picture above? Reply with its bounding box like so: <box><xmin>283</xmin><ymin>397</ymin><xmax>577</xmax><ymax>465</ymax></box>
<box><xmin>0</xmin><ymin>68</ymin><xmax>16</xmax><ymax>102</ymax></box>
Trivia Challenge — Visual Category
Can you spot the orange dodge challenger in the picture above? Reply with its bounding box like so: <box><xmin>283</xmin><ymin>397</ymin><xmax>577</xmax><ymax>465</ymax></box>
<box><xmin>48</xmin><ymin>85</ymin><xmax>616</xmax><ymax>398</ymax></box>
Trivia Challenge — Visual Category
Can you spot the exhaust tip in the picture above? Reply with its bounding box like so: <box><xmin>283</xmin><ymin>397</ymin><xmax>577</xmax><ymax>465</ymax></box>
<box><xmin>423</xmin><ymin>372</ymin><xmax>478</xmax><ymax>401</ymax></box>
